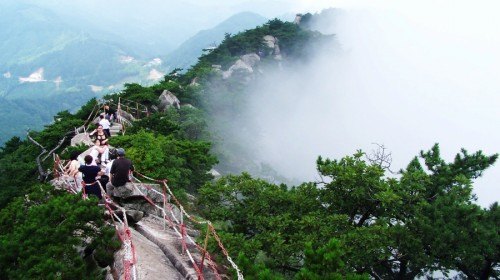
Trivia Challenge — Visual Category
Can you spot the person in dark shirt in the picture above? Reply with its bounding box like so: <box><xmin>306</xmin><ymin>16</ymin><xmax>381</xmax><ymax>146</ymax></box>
<box><xmin>79</xmin><ymin>155</ymin><xmax>103</xmax><ymax>199</ymax></box>
<box><xmin>106</xmin><ymin>148</ymin><xmax>134</xmax><ymax>195</ymax></box>
<box><xmin>104</xmin><ymin>104</ymin><xmax>117</xmax><ymax>123</ymax></box>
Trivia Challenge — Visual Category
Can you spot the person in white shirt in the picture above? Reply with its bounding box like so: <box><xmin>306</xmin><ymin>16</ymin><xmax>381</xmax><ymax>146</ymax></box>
<box><xmin>104</xmin><ymin>148</ymin><xmax>118</xmax><ymax>177</ymax></box>
<box><xmin>99</xmin><ymin>115</ymin><xmax>111</xmax><ymax>138</ymax></box>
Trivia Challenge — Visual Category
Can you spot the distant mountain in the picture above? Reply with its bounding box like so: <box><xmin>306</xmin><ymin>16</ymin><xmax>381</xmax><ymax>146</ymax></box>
<box><xmin>0</xmin><ymin>2</ymin><xmax>169</xmax><ymax>100</ymax></box>
<box><xmin>165</xmin><ymin>12</ymin><xmax>268</xmax><ymax>70</ymax></box>
<box><xmin>0</xmin><ymin>1</ymin><xmax>170</xmax><ymax>144</ymax></box>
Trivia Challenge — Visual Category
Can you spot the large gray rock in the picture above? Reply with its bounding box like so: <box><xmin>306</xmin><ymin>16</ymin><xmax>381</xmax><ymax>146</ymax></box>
<box><xmin>50</xmin><ymin>177</ymin><xmax>74</xmax><ymax>192</ymax></box>
<box><xmin>158</xmin><ymin>90</ymin><xmax>180</xmax><ymax>111</ymax></box>
<box><xmin>222</xmin><ymin>53</ymin><xmax>260</xmax><ymax>79</ymax></box>
<box><xmin>135</xmin><ymin>218</ymin><xmax>216</xmax><ymax>280</ymax></box>
<box><xmin>111</xmin><ymin>183</ymin><xmax>164</xmax><ymax>202</ymax></box>
<box><xmin>113</xmin><ymin>209</ymin><xmax>144</xmax><ymax>224</ymax></box>
<box><xmin>121</xmin><ymin>202</ymin><xmax>160</xmax><ymax>216</ymax></box>
<box><xmin>107</xmin><ymin>226</ymin><xmax>183</xmax><ymax>280</ymax></box>
<box><xmin>71</xmin><ymin>133</ymin><xmax>93</xmax><ymax>147</ymax></box>
<box><xmin>241</xmin><ymin>53</ymin><xmax>260</xmax><ymax>66</ymax></box>
<box><xmin>262</xmin><ymin>35</ymin><xmax>282</xmax><ymax>60</ymax></box>
<box><xmin>263</xmin><ymin>35</ymin><xmax>277</xmax><ymax>48</ymax></box>
<box><xmin>117</xmin><ymin>109</ymin><xmax>136</xmax><ymax>124</ymax></box>
<box><xmin>209</xmin><ymin>169</ymin><xmax>222</xmax><ymax>180</ymax></box>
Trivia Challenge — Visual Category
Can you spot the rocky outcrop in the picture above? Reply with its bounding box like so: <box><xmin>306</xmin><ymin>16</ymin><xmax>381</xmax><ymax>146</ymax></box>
<box><xmin>294</xmin><ymin>13</ymin><xmax>303</xmax><ymax>25</ymax></box>
<box><xmin>109</xmin><ymin>183</ymin><xmax>163</xmax><ymax>202</ymax></box>
<box><xmin>109</xmin><ymin>183</ymin><xmax>183</xmax><ymax>221</ymax></box>
<box><xmin>262</xmin><ymin>35</ymin><xmax>282</xmax><ymax>60</ymax></box>
<box><xmin>209</xmin><ymin>169</ymin><xmax>222</xmax><ymax>180</ymax></box>
<box><xmin>108</xmin><ymin>226</ymin><xmax>184</xmax><ymax>280</ymax></box>
<box><xmin>158</xmin><ymin>90</ymin><xmax>181</xmax><ymax>111</ymax></box>
<box><xmin>222</xmin><ymin>53</ymin><xmax>260</xmax><ymax>79</ymax></box>
<box><xmin>109</xmin><ymin>209</ymin><xmax>145</xmax><ymax>224</ymax></box>
<box><xmin>189</xmin><ymin>77</ymin><xmax>199</xmax><ymax>86</ymax></box>
<box><xmin>181</xmin><ymin>104</ymin><xmax>196</xmax><ymax>109</ymax></box>
<box><xmin>71</xmin><ymin>133</ymin><xmax>93</xmax><ymax>146</ymax></box>
<box><xmin>135</xmin><ymin>217</ymin><xmax>217</xmax><ymax>280</ymax></box>
<box><xmin>117</xmin><ymin>109</ymin><xmax>136</xmax><ymax>125</ymax></box>
<box><xmin>50</xmin><ymin>176</ymin><xmax>80</xmax><ymax>192</ymax></box>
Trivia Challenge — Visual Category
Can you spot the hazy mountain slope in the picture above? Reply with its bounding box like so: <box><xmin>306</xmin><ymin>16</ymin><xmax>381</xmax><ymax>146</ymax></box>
<box><xmin>0</xmin><ymin>1</ymin><xmax>167</xmax><ymax>143</ymax></box>
<box><xmin>165</xmin><ymin>12</ymin><xmax>268</xmax><ymax>69</ymax></box>
<box><xmin>0</xmin><ymin>2</ymin><xmax>152</xmax><ymax>99</ymax></box>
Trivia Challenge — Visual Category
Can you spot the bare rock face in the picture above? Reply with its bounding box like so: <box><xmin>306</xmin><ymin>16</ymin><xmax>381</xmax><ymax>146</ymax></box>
<box><xmin>222</xmin><ymin>53</ymin><xmax>260</xmax><ymax>79</ymax></box>
<box><xmin>263</xmin><ymin>35</ymin><xmax>277</xmax><ymax>48</ymax></box>
<box><xmin>110</xmin><ymin>183</ymin><xmax>184</xmax><ymax>219</ymax></box>
<box><xmin>181</xmin><ymin>104</ymin><xmax>196</xmax><ymax>109</ymax></box>
<box><xmin>107</xmin><ymin>227</ymin><xmax>184</xmax><ymax>280</ymax></box>
<box><xmin>111</xmin><ymin>183</ymin><xmax>164</xmax><ymax>203</ymax></box>
<box><xmin>190</xmin><ymin>77</ymin><xmax>199</xmax><ymax>86</ymax></box>
<box><xmin>50</xmin><ymin>177</ymin><xmax>72</xmax><ymax>191</ymax></box>
<box><xmin>113</xmin><ymin>209</ymin><xmax>144</xmax><ymax>224</ymax></box>
<box><xmin>294</xmin><ymin>13</ymin><xmax>303</xmax><ymax>24</ymax></box>
<box><xmin>135</xmin><ymin>217</ymin><xmax>217</xmax><ymax>280</ymax></box>
<box><xmin>71</xmin><ymin>133</ymin><xmax>93</xmax><ymax>147</ymax></box>
<box><xmin>158</xmin><ymin>90</ymin><xmax>181</xmax><ymax>111</ymax></box>
<box><xmin>262</xmin><ymin>35</ymin><xmax>282</xmax><ymax>60</ymax></box>
<box><xmin>209</xmin><ymin>169</ymin><xmax>222</xmax><ymax>180</ymax></box>
<box><xmin>241</xmin><ymin>53</ymin><xmax>260</xmax><ymax>66</ymax></box>
<box><xmin>117</xmin><ymin>109</ymin><xmax>136</xmax><ymax>125</ymax></box>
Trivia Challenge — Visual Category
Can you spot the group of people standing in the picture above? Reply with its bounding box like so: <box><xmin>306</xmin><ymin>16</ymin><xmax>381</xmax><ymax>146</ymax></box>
<box><xmin>64</xmin><ymin>104</ymin><xmax>133</xmax><ymax>201</ymax></box>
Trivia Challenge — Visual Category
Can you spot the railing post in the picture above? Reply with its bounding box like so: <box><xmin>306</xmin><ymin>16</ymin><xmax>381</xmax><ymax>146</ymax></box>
<box><xmin>163</xmin><ymin>190</ymin><xmax>167</xmax><ymax>231</ymax></box>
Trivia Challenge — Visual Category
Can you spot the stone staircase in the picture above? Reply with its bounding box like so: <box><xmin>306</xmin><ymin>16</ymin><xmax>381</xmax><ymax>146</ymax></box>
<box><xmin>109</xmin><ymin>122</ymin><xmax>123</xmax><ymax>137</ymax></box>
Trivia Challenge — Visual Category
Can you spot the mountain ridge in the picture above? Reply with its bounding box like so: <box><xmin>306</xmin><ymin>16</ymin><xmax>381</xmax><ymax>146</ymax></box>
<box><xmin>165</xmin><ymin>11</ymin><xmax>268</xmax><ymax>70</ymax></box>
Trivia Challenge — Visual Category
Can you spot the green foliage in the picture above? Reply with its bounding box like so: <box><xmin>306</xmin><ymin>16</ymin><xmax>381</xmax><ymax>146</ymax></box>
<box><xmin>0</xmin><ymin>140</ymin><xmax>39</xmax><ymax>208</ymax></box>
<box><xmin>127</xmin><ymin>107</ymin><xmax>208</xmax><ymax>141</ymax></box>
<box><xmin>199</xmin><ymin>145</ymin><xmax>499</xmax><ymax>279</ymax></box>
<box><xmin>0</xmin><ymin>185</ymin><xmax>117</xmax><ymax>279</ymax></box>
<box><xmin>120</xmin><ymin>83</ymin><xmax>160</xmax><ymax>107</ymax></box>
<box><xmin>237</xmin><ymin>252</ymin><xmax>285</xmax><ymax>280</ymax></box>
<box><xmin>0</xmin><ymin>98</ymin><xmax>100</xmax><ymax>208</ymax></box>
<box><xmin>295</xmin><ymin>239</ymin><xmax>368</xmax><ymax>280</ymax></box>
<box><xmin>109</xmin><ymin>130</ymin><xmax>217</xmax><ymax>192</ymax></box>
<box><xmin>198</xmin><ymin>174</ymin><xmax>334</xmax><ymax>275</ymax></box>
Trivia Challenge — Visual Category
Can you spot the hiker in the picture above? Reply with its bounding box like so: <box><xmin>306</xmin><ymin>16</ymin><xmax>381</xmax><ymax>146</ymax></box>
<box><xmin>89</xmin><ymin>124</ymin><xmax>108</xmax><ymax>146</ymax></box>
<box><xmin>90</xmin><ymin>140</ymin><xmax>109</xmax><ymax>165</ymax></box>
<box><xmin>64</xmin><ymin>151</ymin><xmax>81</xmax><ymax>177</ymax></box>
<box><xmin>64</xmin><ymin>151</ymin><xmax>82</xmax><ymax>192</ymax></box>
<box><xmin>79</xmin><ymin>155</ymin><xmax>104</xmax><ymax>199</ymax></box>
<box><xmin>104</xmin><ymin>148</ymin><xmax>117</xmax><ymax>177</ymax></box>
<box><xmin>104</xmin><ymin>104</ymin><xmax>116</xmax><ymax>123</ymax></box>
<box><xmin>99</xmin><ymin>115</ymin><xmax>111</xmax><ymax>138</ymax></box>
<box><xmin>106</xmin><ymin>148</ymin><xmax>134</xmax><ymax>195</ymax></box>
<box><xmin>101</xmin><ymin>148</ymin><xmax>118</xmax><ymax>188</ymax></box>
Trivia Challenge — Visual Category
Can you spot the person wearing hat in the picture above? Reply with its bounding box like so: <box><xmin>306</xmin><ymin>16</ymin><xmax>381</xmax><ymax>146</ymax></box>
<box><xmin>106</xmin><ymin>148</ymin><xmax>134</xmax><ymax>195</ymax></box>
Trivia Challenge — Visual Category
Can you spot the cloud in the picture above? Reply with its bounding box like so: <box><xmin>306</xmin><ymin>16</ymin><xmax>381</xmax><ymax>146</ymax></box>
<box><xmin>19</xmin><ymin>68</ymin><xmax>46</xmax><ymax>83</ymax></box>
<box><xmin>236</xmin><ymin>4</ymin><xmax>500</xmax><ymax>207</ymax></box>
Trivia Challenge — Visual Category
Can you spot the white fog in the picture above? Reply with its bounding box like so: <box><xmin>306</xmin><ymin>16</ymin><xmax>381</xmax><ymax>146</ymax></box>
<box><xmin>240</xmin><ymin>1</ymin><xmax>500</xmax><ymax>207</ymax></box>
